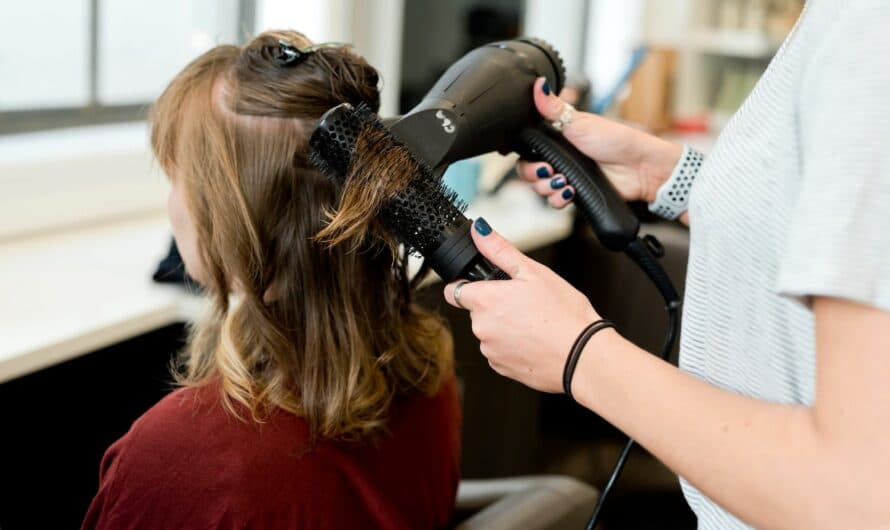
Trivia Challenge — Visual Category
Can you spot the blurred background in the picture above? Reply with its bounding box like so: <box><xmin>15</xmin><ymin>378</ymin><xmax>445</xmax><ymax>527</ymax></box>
<box><xmin>0</xmin><ymin>1</ymin><xmax>803</xmax><ymax>529</ymax></box>
<box><xmin>0</xmin><ymin>0</ymin><xmax>803</xmax><ymax>240</ymax></box>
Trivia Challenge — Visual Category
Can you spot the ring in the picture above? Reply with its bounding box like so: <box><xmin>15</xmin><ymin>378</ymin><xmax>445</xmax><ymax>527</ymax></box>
<box><xmin>551</xmin><ymin>102</ymin><xmax>576</xmax><ymax>132</ymax></box>
<box><xmin>453</xmin><ymin>280</ymin><xmax>470</xmax><ymax>310</ymax></box>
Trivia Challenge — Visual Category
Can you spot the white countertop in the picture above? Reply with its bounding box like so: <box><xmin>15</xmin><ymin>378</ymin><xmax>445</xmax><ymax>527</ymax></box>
<box><xmin>0</xmin><ymin>181</ymin><xmax>572</xmax><ymax>384</ymax></box>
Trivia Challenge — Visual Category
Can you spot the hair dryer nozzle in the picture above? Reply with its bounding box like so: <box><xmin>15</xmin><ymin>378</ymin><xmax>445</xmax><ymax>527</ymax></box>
<box><xmin>388</xmin><ymin>37</ymin><xmax>568</xmax><ymax>170</ymax></box>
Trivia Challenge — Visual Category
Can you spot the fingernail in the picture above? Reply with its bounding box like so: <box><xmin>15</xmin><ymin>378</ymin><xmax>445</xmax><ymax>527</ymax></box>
<box><xmin>474</xmin><ymin>217</ymin><xmax>492</xmax><ymax>236</ymax></box>
<box><xmin>562</xmin><ymin>188</ymin><xmax>574</xmax><ymax>200</ymax></box>
<box><xmin>550</xmin><ymin>176</ymin><xmax>566</xmax><ymax>189</ymax></box>
<box><xmin>542</xmin><ymin>80</ymin><xmax>551</xmax><ymax>96</ymax></box>
<box><xmin>536</xmin><ymin>166</ymin><xmax>551</xmax><ymax>179</ymax></box>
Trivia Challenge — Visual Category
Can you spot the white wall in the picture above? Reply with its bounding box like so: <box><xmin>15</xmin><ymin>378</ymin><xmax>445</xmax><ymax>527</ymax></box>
<box><xmin>255</xmin><ymin>0</ymin><xmax>352</xmax><ymax>42</ymax></box>
<box><xmin>0</xmin><ymin>124</ymin><xmax>167</xmax><ymax>241</ymax></box>
<box><xmin>585</xmin><ymin>0</ymin><xmax>646</xmax><ymax>97</ymax></box>
<box><xmin>0</xmin><ymin>1</ymin><xmax>242</xmax><ymax>241</ymax></box>
<box><xmin>352</xmin><ymin>0</ymin><xmax>404</xmax><ymax>117</ymax></box>
<box><xmin>0</xmin><ymin>0</ymin><xmax>406</xmax><ymax>241</ymax></box>
<box><xmin>97</xmin><ymin>0</ymin><xmax>240</xmax><ymax>105</ymax></box>
<box><xmin>523</xmin><ymin>0</ymin><xmax>588</xmax><ymax>77</ymax></box>
<box><xmin>255</xmin><ymin>0</ymin><xmax>405</xmax><ymax>116</ymax></box>
<box><xmin>0</xmin><ymin>1</ymin><xmax>91</xmax><ymax>110</ymax></box>
<box><xmin>643</xmin><ymin>0</ymin><xmax>692</xmax><ymax>48</ymax></box>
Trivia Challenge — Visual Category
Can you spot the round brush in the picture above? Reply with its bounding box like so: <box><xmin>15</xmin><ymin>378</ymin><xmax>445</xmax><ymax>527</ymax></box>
<box><xmin>309</xmin><ymin>102</ymin><xmax>508</xmax><ymax>283</ymax></box>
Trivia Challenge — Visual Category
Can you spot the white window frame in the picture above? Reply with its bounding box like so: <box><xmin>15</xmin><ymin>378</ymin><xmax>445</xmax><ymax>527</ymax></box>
<box><xmin>1</xmin><ymin>0</ymin><xmax>409</xmax><ymax>242</ymax></box>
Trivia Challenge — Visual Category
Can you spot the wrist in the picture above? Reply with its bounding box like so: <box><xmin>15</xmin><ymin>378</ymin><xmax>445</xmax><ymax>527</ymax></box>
<box><xmin>570</xmin><ymin>327</ymin><xmax>623</xmax><ymax>411</ymax></box>
<box><xmin>636</xmin><ymin>139</ymin><xmax>684</xmax><ymax>204</ymax></box>
<box><xmin>647</xmin><ymin>144</ymin><xmax>704</xmax><ymax>221</ymax></box>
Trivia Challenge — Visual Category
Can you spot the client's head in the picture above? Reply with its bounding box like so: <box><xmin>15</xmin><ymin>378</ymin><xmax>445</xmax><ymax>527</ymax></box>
<box><xmin>150</xmin><ymin>30</ymin><xmax>451</xmax><ymax>440</ymax></box>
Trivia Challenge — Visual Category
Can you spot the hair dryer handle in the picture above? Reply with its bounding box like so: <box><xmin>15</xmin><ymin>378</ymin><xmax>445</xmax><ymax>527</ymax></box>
<box><xmin>517</xmin><ymin>125</ymin><xmax>640</xmax><ymax>251</ymax></box>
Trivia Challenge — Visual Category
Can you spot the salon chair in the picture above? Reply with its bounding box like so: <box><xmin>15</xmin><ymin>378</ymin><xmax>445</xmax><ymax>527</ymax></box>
<box><xmin>453</xmin><ymin>476</ymin><xmax>598</xmax><ymax>530</ymax></box>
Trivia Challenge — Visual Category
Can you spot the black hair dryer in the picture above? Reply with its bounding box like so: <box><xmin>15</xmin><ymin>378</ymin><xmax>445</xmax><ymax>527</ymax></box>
<box><xmin>383</xmin><ymin>40</ymin><xmax>682</xmax><ymax>528</ymax></box>
<box><xmin>388</xmin><ymin>37</ymin><xmax>677</xmax><ymax>303</ymax></box>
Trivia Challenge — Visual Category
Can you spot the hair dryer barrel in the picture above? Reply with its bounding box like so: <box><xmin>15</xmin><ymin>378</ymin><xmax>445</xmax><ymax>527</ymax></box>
<box><xmin>389</xmin><ymin>38</ymin><xmax>565</xmax><ymax>170</ymax></box>
<box><xmin>389</xmin><ymin>36</ymin><xmax>640</xmax><ymax>252</ymax></box>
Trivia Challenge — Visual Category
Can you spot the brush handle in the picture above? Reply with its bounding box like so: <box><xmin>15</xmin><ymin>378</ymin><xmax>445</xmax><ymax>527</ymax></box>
<box><xmin>429</xmin><ymin>219</ymin><xmax>509</xmax><ymax>282</ymax></box>
<box><xmin>516</xmin><ymin>125</ymin><xmax>640</xmax><ymax>252</ymax></box>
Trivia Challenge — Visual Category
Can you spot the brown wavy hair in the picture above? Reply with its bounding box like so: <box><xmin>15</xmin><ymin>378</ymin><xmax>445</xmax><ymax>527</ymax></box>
<box><xmin>149</xmin><ymin>30</ymin><xmax>452</xmax><ymax>440</ymax></box>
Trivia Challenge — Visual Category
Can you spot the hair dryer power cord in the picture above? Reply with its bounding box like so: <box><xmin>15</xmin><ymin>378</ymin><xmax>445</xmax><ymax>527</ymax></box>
<box><xmin>584</xmin><ymin>235</ymin><xmax>682</xmax><ymax>530</ymax></box>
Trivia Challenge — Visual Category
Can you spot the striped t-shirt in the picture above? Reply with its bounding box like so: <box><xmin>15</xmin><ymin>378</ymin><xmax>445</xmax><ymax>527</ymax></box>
<box><xmin>679</xmin><ymin>1</ymin><xmax>890</xmax><ymax>528</ymax></box>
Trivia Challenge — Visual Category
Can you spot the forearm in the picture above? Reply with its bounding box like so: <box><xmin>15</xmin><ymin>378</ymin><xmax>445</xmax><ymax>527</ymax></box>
<box><xmin>448</xmin><ymin>208</ymin><xmax>890</xmax><ymax>526</ymax></box>
<box><xmin>575</xmin><ymin>330</ymin><xmax>880</xmax><ymax>529</ymax></box>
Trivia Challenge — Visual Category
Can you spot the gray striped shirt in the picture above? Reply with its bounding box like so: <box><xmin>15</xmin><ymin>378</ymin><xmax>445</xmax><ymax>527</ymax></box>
<box><xmin>679</xmin><ymin>2</ymin><xmax>890</xmax><ymax>527</ymax></box>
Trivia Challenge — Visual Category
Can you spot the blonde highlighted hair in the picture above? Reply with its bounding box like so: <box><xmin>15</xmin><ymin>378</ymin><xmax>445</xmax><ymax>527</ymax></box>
<box><xmin>150</xmin><ymin>30</ymin><xmax>452</xmax><ymax>440</ymax></box>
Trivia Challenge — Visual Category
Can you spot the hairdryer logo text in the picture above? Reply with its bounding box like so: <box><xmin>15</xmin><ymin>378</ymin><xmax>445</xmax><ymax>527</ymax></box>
<box><xmin>435</xmin><ymin>110</ymin><xmax>456</xmax><ymax>134</ymax></box>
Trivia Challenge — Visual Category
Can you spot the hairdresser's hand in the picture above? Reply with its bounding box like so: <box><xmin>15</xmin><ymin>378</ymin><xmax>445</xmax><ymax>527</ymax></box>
<box><xmin>443</xmin><ymin>218</ymin><xmax>610</xmax><ymax>393</ymax></box>
<box><xmin>517</xmin><ymin>78</ymin><xmax>683</xmax><ymax>208</ymax></box>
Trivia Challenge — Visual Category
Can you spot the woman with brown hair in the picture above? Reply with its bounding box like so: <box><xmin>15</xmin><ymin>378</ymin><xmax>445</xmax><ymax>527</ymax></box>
<box><xmin>82</xmin><ymin>30</ymin><xmax>460</xmax><ymax>530</ymax></box>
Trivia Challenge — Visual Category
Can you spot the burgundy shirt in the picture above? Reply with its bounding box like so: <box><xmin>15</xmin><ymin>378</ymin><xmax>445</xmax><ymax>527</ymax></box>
<box><xmin>82</xmin><ymin>377</ymin><xmax>461</xmax><ymax>530</ymax></box>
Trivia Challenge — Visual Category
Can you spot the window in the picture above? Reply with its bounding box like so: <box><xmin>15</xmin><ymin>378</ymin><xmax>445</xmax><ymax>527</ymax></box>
<box><xmin>0</xmin><ymin>1</ymin><xmax>91</xmax><ymax>111</ymax></box>
<box><xmin>0</xmin><ymin>0</ymin><xmax>253</xmax><ymax>135</ymax></box>
<box><xmin>0</xmin><ymin>0</ymin><xmax>390</xmax><ymax>240</ymax></box>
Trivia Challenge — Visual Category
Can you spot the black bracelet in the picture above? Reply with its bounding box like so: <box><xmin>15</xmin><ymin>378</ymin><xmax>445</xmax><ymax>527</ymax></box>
<box><xmin>563</xmin><ymin>319</ymin><xmax>615</xmax><ymax>400</ymax></box>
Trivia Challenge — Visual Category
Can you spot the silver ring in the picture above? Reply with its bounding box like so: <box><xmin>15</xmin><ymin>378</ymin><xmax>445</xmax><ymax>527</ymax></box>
<box><xmin>453</xmin><ymin>280</ymin><xmax>470</xmax><ymax>310</ymax></box>
<box><xmin>551</xmin><ymin>102</ymin><xmax>576</xmax><ymax>132</ymax></box>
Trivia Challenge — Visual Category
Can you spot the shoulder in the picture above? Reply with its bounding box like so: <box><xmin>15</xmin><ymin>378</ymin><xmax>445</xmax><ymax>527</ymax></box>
<box><xmin>84</xmin><ymin>384</ymin><xmax>318</xmax><ymax>527</ymax></box>
<box><xmin>107</xmin><ymin>382</ymin><xmax>315</xmax><ymax>474</ymax></box>
<box><xmin>101</xmin><ymin>382</ymin><xmax>317</xmax><ymax>487</ymax></box>
<box><xmin>394</xmin><ymin>372</ymin><xmax>461</xmax><ymax>427</ymax></box>
<box><xmin>83</xmin><ymin>378</ymin><xmax>461</xmax><ymax>529</ymax></box>
<box><xmin>114</xmin><ymin>383</ymin><xmax>226</xmax><ymax>457</ymax></box>
<box><xmin>133</xmin><ymin>382</ymin><xmax>222</xmax><ymax>429</ymax></box>
<box><xmin>386</xmin><ymin>373</ymin><xmax>462</xmax><ymax>464</ymax></box>
<box><xmin>802</xmin><ymin>1</ymin><xmax>890</xmax><ymax>63</ymax></box>
<box><xmin>94</xmin><ymin>384</ymin><xmax>233</xmax><ymax>486</ymax></box>
<box><xmin>82</xmin><ymin>384</ymin><xmax>231</xmax><ymax>528</ymax></box>
<box><xmin>810</xmin><ymin>0</ymin><xmax>890</xmax><ymax>26</ymax></box>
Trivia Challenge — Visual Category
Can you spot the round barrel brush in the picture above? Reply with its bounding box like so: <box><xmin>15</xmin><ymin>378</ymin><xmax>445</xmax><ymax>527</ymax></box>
<box><xmin>309</xmin><ymin>102</ymin><xmax>508</xmax><ymax>283</ymax></box>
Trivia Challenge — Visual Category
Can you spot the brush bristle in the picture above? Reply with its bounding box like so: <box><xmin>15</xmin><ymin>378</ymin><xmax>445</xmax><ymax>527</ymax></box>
<box><xmin>309</xmin><ymin>102</ymin><xmax>469</xmax><ymax>256</ymax></box>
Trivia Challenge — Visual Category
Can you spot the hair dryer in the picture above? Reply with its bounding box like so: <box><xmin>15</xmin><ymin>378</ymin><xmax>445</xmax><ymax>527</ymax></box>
<box><xmin>387</xmin><ymin>37</ymin><xmax>677</xmax><ymax>304</ymax></box>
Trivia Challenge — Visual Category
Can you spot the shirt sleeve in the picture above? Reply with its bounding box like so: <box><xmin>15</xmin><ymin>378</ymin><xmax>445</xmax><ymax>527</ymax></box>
<box><xmin>80</xmin><ymin>438</ymin><xmax>125</xmax><ymax>530</ymax></box>
<box><xmin>775</xmin><ymin>3</ymin><xmax>890</xmax><ymax>313</ymax></box>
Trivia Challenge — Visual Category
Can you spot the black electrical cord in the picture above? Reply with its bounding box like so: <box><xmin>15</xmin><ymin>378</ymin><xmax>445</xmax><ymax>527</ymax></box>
<box><xmin>583</xmin><ymin>236</ymin><xmax>682</xmax><ymax>530</ymax></box>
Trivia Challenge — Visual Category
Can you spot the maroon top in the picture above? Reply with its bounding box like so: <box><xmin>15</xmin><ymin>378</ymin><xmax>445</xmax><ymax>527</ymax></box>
<box><xmin>82</xmin><ymin>377</ymin><xmax>461</xmax><ymax>530</ymax></box>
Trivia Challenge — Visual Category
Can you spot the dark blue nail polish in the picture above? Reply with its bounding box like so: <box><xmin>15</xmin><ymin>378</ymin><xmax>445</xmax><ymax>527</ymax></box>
<box><xmin>536</xmin><ymin>166</ymin><xmax>550</xmax><ymax>179</ymax></box>
<box><xmin>550</xmin><ymin>177</ymin><xmax>566</xmax><ymax>189</ymax></box>
<box><xmin>542</xmin><ymin>80</ymin><xmax>551</xmax><ymax>96</ymax></box>
<box><xmin>474</xmin><ymin>217</ymin><xmax>492</xmax><ymax>236</ymax></box>
<box><xmin>562</xmin><ymin>188</ymin><xmax>574</xmax><ymax>200</ymax></box>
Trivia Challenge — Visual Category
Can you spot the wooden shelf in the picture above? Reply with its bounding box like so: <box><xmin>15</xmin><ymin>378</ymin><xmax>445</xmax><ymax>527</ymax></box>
<box><xmin>653</xmin><ymin>0</ymin><xmax>802</xmax><ymax>121</ymax></box>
